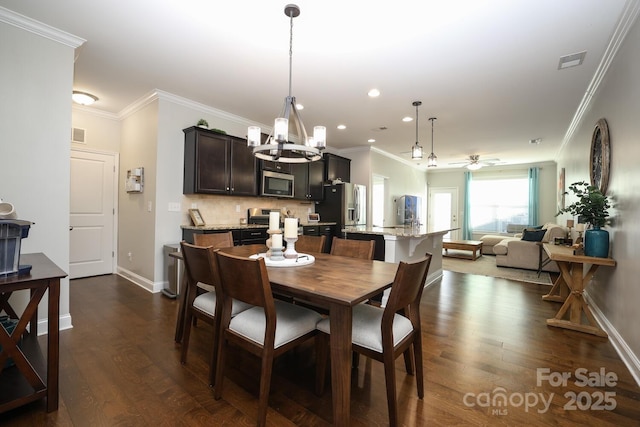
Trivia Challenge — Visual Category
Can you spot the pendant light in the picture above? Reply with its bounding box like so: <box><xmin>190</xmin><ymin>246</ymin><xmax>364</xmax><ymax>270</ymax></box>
<box><xmin>427</xmin><ymin>117</ymin><xmax>438</xmax><ymax>167</ymax></box>
<box><xmin>247</xmin><ymin>4</ymin><xmax>325</xmax><ymax>163</ymax></box>
<box><xmin>411</xmin><ymin>101</ymin><xmax>423</xmax><ymax>160</ymax></box>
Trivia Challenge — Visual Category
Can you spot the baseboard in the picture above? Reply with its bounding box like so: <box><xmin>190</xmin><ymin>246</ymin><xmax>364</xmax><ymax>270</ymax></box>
<box><xmin>585</xmin><ymin>292</ymin><xmax>640</xmax><ymax>387</ymax></box>
<box><xmin>117</xmin><ymin>266</ymin><xmax>164</xmax><ymax>293</ymax></box>
<box><xmin>37</xmin><ymin>313</ymin><xmax>73</xmax><ymax>336</ymax></box>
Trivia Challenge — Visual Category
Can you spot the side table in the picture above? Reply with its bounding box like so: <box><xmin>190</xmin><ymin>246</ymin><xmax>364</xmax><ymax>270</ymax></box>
<box><xmin>0</xmin><ymin>253</ymin><xmax>67</xmax><ymax>413</ymax></box>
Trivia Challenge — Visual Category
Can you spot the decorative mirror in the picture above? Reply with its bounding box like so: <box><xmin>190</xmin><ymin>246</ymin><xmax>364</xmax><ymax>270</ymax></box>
<box><xmin>589</xmin><ymin>118</ymin><xmax>610</xmax><ymax>195</ymax></box>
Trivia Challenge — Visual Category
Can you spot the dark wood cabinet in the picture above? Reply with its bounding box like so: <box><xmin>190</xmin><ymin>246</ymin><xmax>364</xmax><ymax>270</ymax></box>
<box><xmin>183</xmin><ymin>126</ymin><xmax>258</xmax><ymax>195</ymax></box>
<box><xmin>182</xmin><ymin>227</ymin><xmax>267</xmax><ymax>246</ymax></box>
<box><xmin>324</xmin><ymin>153</ymin><xmax>351</xmax><ymax>183</ymax></box>
<box><xmin>291</xmin><ymin>159</ymin><xmax>324</xmax><ymax>201</ymax></box>
<box><xmin>303</xmin><ymin>224</ymin><xmax>335</xmax><ymax>252</ymax></box>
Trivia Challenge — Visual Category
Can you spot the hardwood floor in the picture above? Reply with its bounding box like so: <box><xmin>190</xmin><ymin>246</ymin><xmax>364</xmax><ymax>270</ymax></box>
<box><xmin>3</xmin><ymin>271</ymin><xmax>640</xmax><ymax>426</ymax></box>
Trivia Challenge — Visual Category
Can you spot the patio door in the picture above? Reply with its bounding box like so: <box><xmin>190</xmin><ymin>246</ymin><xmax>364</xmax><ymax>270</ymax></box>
<box><xmin>428</xmin><ymin>187</ymin><xmax>458</xmax><ymax>240</ymax></box>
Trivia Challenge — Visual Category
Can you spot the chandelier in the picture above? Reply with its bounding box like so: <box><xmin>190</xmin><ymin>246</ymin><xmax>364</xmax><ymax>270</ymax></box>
<box><xmin>410</xmin><ymin>101</ymin><xmax>423</xmax><ymax>160</ymax></box>
<box><xmin>247</xmin><ymin>4</ymin><xmax>325</xmax><ymax>163</ymax></box>
<box><xmin>427</xmin><ymin>117</ymin><xmax>438</xmax><ymax>167</ymax></box>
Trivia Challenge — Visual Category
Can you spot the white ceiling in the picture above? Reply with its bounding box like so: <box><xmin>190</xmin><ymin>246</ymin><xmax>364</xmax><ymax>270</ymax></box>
<box><xmin>0</xmin><ymin>0</ymin><xmax>631</xmax><ymax>169</ymax></box>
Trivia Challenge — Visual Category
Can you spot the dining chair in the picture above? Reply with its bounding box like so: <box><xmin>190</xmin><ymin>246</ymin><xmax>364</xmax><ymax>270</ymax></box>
<box><xmin>295</xmin><ymin>234</ymin><xmax>327</xmax><ymax>253</ymax></box>
<box><xmin>330</xmin><ymin>236</ymin><xmax>375</xmax><ymax>260</ymax></box>
<box><xmin>193</xmin><ymin>231</ymin><xmax>234</xmax><ymax>249</ymax></box>
<box><xmin>213</xmin><ymin>251</ymin><xmax>323</xmax><ymax>427</ymax></box>
<box><xmin>315</xmin><ymin>253</ymin><xmax>432</xmax><ymax>427</ymax></box>
<box><xmin>179</xmin><ymin>242</ymin><xmax>251</xmax><ymax>385</ymax></box>
<box><xmin>175</xmin><ymin>232</ymin><xmax>236</xmax><ymax>343</ymax></box>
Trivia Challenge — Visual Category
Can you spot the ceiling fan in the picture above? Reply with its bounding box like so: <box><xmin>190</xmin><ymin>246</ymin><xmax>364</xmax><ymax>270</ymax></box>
<box><xmin>449</xmin><ymin>155</ymin><xmax>501</xmax><ymax>170</ymax></box>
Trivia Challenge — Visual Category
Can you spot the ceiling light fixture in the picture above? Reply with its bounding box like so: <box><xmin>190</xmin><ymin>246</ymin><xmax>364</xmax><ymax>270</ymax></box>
<box><xmin>411</xmin><ymin>101</ymin><xmax>423</xmax><ymax>160</ymax></box>
<box><xmin>247</xmin><ymin>4</ymin><xmax>325</xmax><ymax>163</ymax></box>
<box><xmin>427</xmin><ymin>117</ymin><xmax>438</xmax><ymax>167</ymax></box>
<box><xmin>72</xmin><ymin>91</ymin><xmax>98</xmax><ymax>105</ymax></box>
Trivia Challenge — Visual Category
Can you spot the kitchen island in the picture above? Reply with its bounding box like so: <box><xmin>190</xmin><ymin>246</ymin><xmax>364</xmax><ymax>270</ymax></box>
<box><xmin>341</xmin><ymin>226</ymin><xmax>452</xmax><ymax>286</ymax></box>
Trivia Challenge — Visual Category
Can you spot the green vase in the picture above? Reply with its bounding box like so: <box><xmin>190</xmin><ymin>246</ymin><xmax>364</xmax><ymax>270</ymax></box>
<box><xmin>584</xmin><ymin>226</ymin><xmax>609</xmax><ymax>258</ymax></box>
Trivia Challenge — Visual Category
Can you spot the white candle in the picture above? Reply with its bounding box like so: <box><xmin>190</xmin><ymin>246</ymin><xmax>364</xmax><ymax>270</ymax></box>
<box><xmin>272</xmin><ymin>233</ymin><xmax>283</xmax><ymax>248</ymax></box>
<box><xmin>575</xmin><ymin>223</ymin><xmax>585</xmax><ymax>232</ymax></box>
<box><xmin>269</xmin><ymin>211</ymin><xmax>280</xmax><ymax>230</ymax></box>
<box><xmin>284</xmin><ymin>217</ymin><xmax>298</xmax><ymax>238</ymax></box>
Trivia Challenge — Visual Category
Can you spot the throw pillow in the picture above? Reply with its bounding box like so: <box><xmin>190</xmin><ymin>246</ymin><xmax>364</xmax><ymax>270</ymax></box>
<box><xmin>521</xmin><ymin>229</ymin><xmax>546</xmax><ymax>242</ymax></box>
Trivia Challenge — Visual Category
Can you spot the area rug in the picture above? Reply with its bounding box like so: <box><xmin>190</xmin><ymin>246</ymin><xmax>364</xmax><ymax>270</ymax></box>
<box><xmin>442</xmin><ymin>251</ymin><xmax>552</xmax><ymax>285</ymax></box>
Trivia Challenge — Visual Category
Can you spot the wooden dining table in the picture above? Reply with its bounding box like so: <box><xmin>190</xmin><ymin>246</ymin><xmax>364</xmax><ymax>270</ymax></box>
<box><xmin>177</xmin><ymin>244</ymin><xmax>399</xmax><ymax>426</ymax></box>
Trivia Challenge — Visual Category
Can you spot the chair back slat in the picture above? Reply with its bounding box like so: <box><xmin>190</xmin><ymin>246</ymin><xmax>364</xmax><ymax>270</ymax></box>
<box><xmin>330</xmin><ymin>237</ymin><xmax>375</xmax><ymax>260</ymax></box>
<box><xmin>215</xmin><ymin>251</ymin><xmax>273</xmax><ymax>311</ymax></box>
<box><xmin>383</xmin><ymin>253</ymin><xmax>432</xmax><ymax>319</ymax></box>
<box><xmin>193</xmin><ymin>231</ymin><xmax>234</xmax><ymax>248</ymax></box>
<box><xmin>180</xmin><ymin>242</ymin><xmax>219</xmax><ymax>289</ymax></box>
<box><xmin>296</xmin><ymin>234</ymin><xmax>327</xmax><ymax>253</ymax></box>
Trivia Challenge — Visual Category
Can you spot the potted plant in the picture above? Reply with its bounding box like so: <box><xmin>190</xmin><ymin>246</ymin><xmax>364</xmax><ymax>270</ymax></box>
<box><xmin>196</xmin><ymin>119</ymin><xmax>209</xmax><ymax>129</ymax></box>
<box><xmin>557</xmin><ymin>181</ymin><xmax>611</xmax><ymax>257</ymax></box>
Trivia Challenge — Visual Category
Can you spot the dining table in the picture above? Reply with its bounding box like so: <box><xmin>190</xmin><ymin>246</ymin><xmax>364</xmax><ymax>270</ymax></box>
<box><xmin>176</xmin><ymin>243</ymin><xmax>400</xmax><ymax>426</ymax></box>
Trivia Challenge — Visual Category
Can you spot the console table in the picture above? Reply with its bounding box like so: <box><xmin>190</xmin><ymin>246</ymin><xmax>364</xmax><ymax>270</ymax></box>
<box><xmin>0</xmin><ymin>253</ymin><xmax>66</xmax><ymax>413</ymax></box>
<box><xmin>542</xmin><ymin>243</ymin><xmax>615</xmax><ymax>337</ymax></box>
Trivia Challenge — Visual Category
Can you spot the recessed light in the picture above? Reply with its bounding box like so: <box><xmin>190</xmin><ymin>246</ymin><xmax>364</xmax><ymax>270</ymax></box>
<box><xmin>368</xmin><ymin>89</ymin><xmax>380</xmax><ymax>98</ymax></box>
<box><xmin>402</xmin><ymin>116</ymin><xmax>413</xmax><ymax>122</ymax></box>
<box><xmin>337</xmin><ymin>124</ymin><xmax>346</xmax><ymax>130</ymax></box>
<box><xmin>368</xmin><ymin>139</ymin><xmax>376</xmax><ymax>143</ymax></box>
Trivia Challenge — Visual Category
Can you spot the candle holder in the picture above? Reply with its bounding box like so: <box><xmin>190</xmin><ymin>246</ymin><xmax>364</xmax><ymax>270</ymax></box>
<box><xmin>284</xmin><ymin>236</ymin><xmax>298</xmax><ymax>259</ymax></box>
<box><xmin>270</xmin><ymin>244</ymin><xmax>285</xmax><ymax>261</ymax></box>
<box><xmin>266</xmin><ymin>229</ymin><xmax>282</xmax><ymax>257</ymax></box>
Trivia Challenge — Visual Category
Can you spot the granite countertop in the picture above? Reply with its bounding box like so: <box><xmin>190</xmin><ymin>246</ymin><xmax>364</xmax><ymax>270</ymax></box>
<box><xmin>342</xmin><ymin>225</ymin><xmax>454</xmax><ymax>238</ymax></box>
<box><xmin>181</xmin><ymin>221</ymin><xmax>336</xmax><ymax>231</ymax></box>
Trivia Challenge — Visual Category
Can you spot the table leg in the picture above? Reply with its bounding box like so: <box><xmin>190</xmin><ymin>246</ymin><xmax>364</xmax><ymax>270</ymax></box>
<box><xmin>329</xmin><ymin>303</ymin><xmax>352</xmax><ymax>427</ymax></box>
<box><xmin>542</xmin><ymin>267</ymin><xmax>570</xmax><ymax>303</ymax></box>
<box><xmin>174</xmin><ymin>273</ymin><xmax>189</xmax><ymax>343</ymax></box>
<box><xmin>47</xmin><ymin>279</ymin><xmax>60</xmax><ymax>412</ymax></box>
<box><xmin>546</xmin><ymin>261</ymin><xmax>607</xmax><ymax>337</ymax></box>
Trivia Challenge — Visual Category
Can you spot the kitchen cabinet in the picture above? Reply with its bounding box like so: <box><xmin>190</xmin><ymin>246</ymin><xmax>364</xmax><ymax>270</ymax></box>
<box><xmin>303</xmin><ymin>223</ymin><xmax>335</xmax><ymax>252</ymax></box>
<box><xmin>324</xmin><ymin>153</ymin><xmax>351</xmax><ymax>183</ymax></box>
<box><xmin>183</xmin><ymin>126</ymin><xmax>258</xmax><ymax>195</ymax></box>
<box><xmin>182</xmin><ymin>227</ymin><xmax>267</xmax><ymax>246</ymax></box>
<box><xmin>291</xmin><ymin>159</ymin><xmax>324</xmax><ymax>201</ymax></box>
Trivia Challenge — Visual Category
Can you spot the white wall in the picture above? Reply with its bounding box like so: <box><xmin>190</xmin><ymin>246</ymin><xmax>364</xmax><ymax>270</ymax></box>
<box><xmin>0</xmin><ymin>16</ymin><xmax>83</xmax><ymax>330</ymax></box>
<box><xmin>557</xmin><ymin>12</ymin><xmax>640</xmax><ymax>381</ymax></box>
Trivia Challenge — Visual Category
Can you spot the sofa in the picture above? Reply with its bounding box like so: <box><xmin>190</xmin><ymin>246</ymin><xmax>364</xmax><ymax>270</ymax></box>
<box><xmin>481</xmin><ymin>223</ymin><xmax>566</xmax><ymax>272</ymax></box>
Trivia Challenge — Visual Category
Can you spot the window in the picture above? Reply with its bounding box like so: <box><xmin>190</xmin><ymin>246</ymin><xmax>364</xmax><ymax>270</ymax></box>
<box><xmin>469</xmin><ymin>170</ymin><xmax>530</xmax><ymax>233</ymax></box>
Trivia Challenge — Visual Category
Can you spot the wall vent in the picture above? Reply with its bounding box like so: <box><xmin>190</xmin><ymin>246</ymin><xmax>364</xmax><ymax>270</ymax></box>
<box><xmin>72</xmin><ymin>127</ymin><xmax>86</xmax><ymax>144</ymax></box>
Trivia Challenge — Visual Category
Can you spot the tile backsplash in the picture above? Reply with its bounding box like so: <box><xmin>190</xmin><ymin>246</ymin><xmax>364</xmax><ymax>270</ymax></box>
<box><xmin>182</xmin><ymin>194</ymin><xmax>315</xmax><ymax>226</ymax></box>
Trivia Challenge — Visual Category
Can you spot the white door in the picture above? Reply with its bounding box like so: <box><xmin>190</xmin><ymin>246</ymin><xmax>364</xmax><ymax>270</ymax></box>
<box><xmin>70</xmin><ymin>149</ymin><xmax>117</xmax><ymax>279</ymax></box>
<box><xmin>428</xmin><ymin>187</ymin><xmax>459</xmax><ymax>240</ymax></box>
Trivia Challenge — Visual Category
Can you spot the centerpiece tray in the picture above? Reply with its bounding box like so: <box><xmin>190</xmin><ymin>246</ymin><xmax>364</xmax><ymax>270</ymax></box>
<box><xmin>250</xmin><ymin>253</ymin><xmax>315</xmax><ymax>267</ymax></box>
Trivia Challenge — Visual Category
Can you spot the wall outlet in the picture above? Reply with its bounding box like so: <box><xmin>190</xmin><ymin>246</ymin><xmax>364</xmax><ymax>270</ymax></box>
<box><xmin>191</xmin><ymin>203</ymin><xmax>198</xmax><ymax>209</ymax></box>
<box><xmin>127</xmin><ymin>252</ymin><xmax>132</xmax><ymax>261</ymax></box>
<box><xmin>236</xmin><ymin>204</ymin><xmax>241</xmax><ymax>213</ymax></box>
<box><xmin>147</xmin><ymin>201</ymin><xmax>153</xmax><ymax>212</ymax></box>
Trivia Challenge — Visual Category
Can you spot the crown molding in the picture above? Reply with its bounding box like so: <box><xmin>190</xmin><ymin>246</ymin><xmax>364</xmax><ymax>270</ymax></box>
<box><xmin>560</xmin><ymin>0</ymin><xmax>640</xmax><ymax>151</ymax></box>
<box><xmin>369</xmin><ymin>146</ymin><xmax>428</xmax><ymax>171</ymax></box>
<box><xmin>0</xmin><ymin>6</ymin><xmax>85</xmax><ymax>48</ymax></box>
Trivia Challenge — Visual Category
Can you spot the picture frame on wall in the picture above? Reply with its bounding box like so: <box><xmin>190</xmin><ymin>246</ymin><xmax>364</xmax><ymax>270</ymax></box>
<box><xmin>189</xmin><ymin>208</ymin><xmax>205</xmax><ymax>226</ymax></box>
<box><xmin>558</xmin><ymin>167</ymin><xmax>565</xmax><ymax>211</ymax></box>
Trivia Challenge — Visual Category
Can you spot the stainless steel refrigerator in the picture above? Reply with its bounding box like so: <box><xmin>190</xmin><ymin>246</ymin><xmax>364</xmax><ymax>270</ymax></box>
<box><xmin>396</xmin><ymin>195</ymin><xmax>422</xmax><ymax>226</ymax></box>
<box><xmin>316</xmin><ymin>183</ymin><xmax>367</xmax><ymax>228</ymax></box>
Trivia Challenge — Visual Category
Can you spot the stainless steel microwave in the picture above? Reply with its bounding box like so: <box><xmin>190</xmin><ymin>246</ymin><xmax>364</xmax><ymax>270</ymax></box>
<box><xmin>261</xmin><ymin>170</ymin><xmax>294</xmax><ymax>198</ymax></box>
